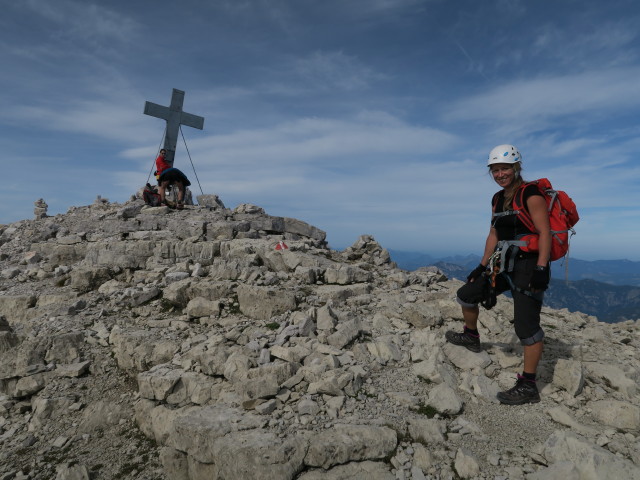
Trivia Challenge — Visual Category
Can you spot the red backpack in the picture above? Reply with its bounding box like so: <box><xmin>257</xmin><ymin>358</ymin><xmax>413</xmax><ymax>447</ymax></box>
<box><xmin>143</xmin><ymin>183</ymin><xmax>162</xmax><ymax>207</ymax></box>
<box><xmin>510</xmin><ymin>178</ymin><xmax>579</xmax><ymax>261</ymax></box>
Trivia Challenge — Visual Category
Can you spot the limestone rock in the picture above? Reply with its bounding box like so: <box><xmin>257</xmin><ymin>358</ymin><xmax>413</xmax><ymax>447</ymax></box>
<box><xmin>0</xmin><ymin>295</ymin><xmax>37</xmax><ymax>324</ymax></box>
<box><xmin>212</xmin><ymin>430</ymin><xmax>307</xmax><ymax>480</ymax></box>
<box><xmin>138</xmin><ymin>365</ymin><xmax>184</xmax><ymax>401</ymax></box>
<box><xmin>542</xmin><ymin>430</ymin><xmax>640</xmax><ymax>479</ymax></box>
<box><xmin>14</xmin><ymin>373</ymin><xmax>47</xmax><ymax>398</ymax></box>
<box><xmin>55</xmin><ymin>463</ymin><xmax>90</xmax><ymax>480</ymax></box>
<box><xmin>298</xmin><ymin>461</ymin><xmax>394</xmax><ymax>480</ymax></box>
<box><xmin>584</xmin><ymin>361</ymin><xmax>637</xmax><ymax>398</ymax></box>
<box><xmin>165</xmin><ymin>405</ymin><xmax>263</xmax><ymax>463</ymax></box>
<box><xmin>237</xmin><ymin>283</ymin><xmax>297</xmax><ymax>320</ymax></box>
<box><xmin>552</xmin><ymin>358</ymin><xmax>585</xmax><ymax>396</ymax></box>
<box><xmin>407</xmin><ymin>417</ymin><xmax>446</xmax><ymax>444</ymax></box>
<box><xmin>2</xmin><ymin>195</ymin><xmax>639</xmax><ymax>480</ymax></box>
<box><xmin>78</xmin><ymin>400</ymin><xmax>131</xmax><ymax>433</ymax></box>
<box><xmin>304</xmin><ymin>424</ymin><xmax>397</xmax><ymax>470</ymax></box>
<box><xmin>185</xmin><ymin>296</ymin><xmax>221</xmax><ymax>318</ymax></box>
<box><xmin>546</xmin><ymin>406</ymin><xmax>599</xmax><ymax>437</ymax></box>
<box><xmin>454</xmin><ymin>447</ymin><xmax>480</xmax><ymax>479</ymax></box>
<box><xmin>197</xmin><ymin>194</ymin><xmax>226</xmax><ymax>209</ymax></box>
<box><xmin>442</xmin><ymin>342</ymin><xmax>492</xmax><ymax>371</ymax></box>
<box><xmin>428</xmin><ymin>382</ymin><xmax>464</xmax><ymax>415</ymax></box>
<box><xmin>589</xmin><ymin>400</ymin><xmax>640</xmax><ymax>432</ymax></box>
<box><xmin>403</xmin><ymin>301</ymin><xmax>443</xmax><ymax>328</ymax></box>
<box><xmin>70</xmin><ymin>266</ymin><xmax>112</xmax><ymax>293</ymax></box>
<box><xmin>55</xmin><ymin>361</ymin><xmax>91</xmax><ymax>378</ymax></box>
<box><xmin>326</xmin><ymin>318</ymin><xmax>362</xmax><ymax>349</ymax></box>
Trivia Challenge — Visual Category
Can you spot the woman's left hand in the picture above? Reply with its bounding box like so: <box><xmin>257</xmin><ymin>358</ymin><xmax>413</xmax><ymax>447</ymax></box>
<box><xmin>530</xmin><ymin>266</ymin><xmax>550</xmax><ymax>291</ymax></box>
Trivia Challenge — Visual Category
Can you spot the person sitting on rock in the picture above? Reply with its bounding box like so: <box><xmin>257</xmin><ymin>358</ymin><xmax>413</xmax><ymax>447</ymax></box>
<box><xmin>445</xmin><ymin>144</ymin><xmax>551</xmax><ymax>406</ymax></box>
<box><xmin>155</xmin><ymin>149</ymin><xmax>191</xmax><ymax>210</ymax></box>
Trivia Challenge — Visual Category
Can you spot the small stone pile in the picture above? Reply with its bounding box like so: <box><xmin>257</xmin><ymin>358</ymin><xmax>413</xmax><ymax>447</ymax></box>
<box><xmin>33</xmin><ymin>199</ymin><xmax>47</xmax><ymax>220</ymax></box>
<box><xmin>0</xmin><ymin>194</ymin><xmax>638</xmax><ymax>480</ymax></box>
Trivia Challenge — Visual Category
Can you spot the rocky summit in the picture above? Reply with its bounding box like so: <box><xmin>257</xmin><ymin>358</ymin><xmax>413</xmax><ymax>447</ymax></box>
<box><xmin>0</xmin><ymin>193</ymin><xmax>639</xmax><ymax>480</ymax></box>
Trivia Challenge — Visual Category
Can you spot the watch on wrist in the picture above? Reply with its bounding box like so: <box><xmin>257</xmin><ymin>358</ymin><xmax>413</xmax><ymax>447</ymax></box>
<box><xmin>534</xmin><ymin>265</ymin><xmax>547</xmax><ymax>271</ymax></box>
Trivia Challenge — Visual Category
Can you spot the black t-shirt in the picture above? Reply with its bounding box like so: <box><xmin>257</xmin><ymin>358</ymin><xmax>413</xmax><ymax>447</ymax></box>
<box><xmin>491</xmin><ymin>184</ymin><xmax>544</xmax><ymax>241</ymax></box>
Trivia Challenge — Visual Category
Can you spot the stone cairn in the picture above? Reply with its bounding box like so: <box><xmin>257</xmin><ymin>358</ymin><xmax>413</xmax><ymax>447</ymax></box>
<box><xmin>33</xmin><ymin>199</ymin><xmax>48</xmax><ymax>220</ymax></box>
<box><xmin>0</xmin><ymin>192</ymin><xmax>638</xmax><ymax>480</ymax></box>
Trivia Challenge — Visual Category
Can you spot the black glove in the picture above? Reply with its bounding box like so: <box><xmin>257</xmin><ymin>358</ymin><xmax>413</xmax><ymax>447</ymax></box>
<box><xmin>530</xmin><ymin>265</ymin><xmax>550</xmax><ymax>291</ymax></box>
<box><xmin>467</xmin><ymin>263</ymin><xmax>486</xmax><ymax>283</ymax></box>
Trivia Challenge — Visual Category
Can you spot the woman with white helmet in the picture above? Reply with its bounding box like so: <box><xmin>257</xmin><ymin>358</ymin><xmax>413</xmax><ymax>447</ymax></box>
<box><xmin>445</xmin><ymin>144</ymin><xmax>551</xmax><ymax>405</ymax></box>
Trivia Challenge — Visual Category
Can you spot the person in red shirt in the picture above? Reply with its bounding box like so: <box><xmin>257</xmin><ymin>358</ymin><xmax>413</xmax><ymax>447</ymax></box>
<box><xmin>155</xmin><ymin>149</ymin><xmax>191</xmax><ymax>209</ymax></box>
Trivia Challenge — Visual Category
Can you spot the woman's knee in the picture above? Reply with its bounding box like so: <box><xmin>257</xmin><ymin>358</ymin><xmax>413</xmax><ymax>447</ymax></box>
<box><xmin>514</xmin><ymin>318</ymin><xmax>544</xmax><ymax>345</ymax></box>
<box><xmin>456</xmin><ymin>281</ymin><xmax>483</xmax><ymax>308</ymax></box>
<box><xmin>518</xmin><ymin>328</ymin><xmax>544</xmax><ymax>346</ymax></box>
<box><xmin>456</xmin><ymin>296</ymin><xmax>478</xmax><ymax>309</ymax></box>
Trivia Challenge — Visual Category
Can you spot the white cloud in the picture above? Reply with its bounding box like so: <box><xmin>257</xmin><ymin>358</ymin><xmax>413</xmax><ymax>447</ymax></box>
<box><xmin>7</xmin><ymin>98</ymin><xmax>156</xmax><ymax>144</ymax></box>
<box><xmin>532</xmin><ymin>18</ymin><xmax>639</xmax><ymax>68</ymax></box>
<box><xmin>445</xmin><ymin>67</ymin><xmax>640</xmax><ymax>126</ymax></box>
<box><xmin>293</xmin><ymin>51</ymin><xmax>387</xmax><ymax>91</ymax></box>
<box><xmin>24</xmin><ymin>0</ymin><xmax>139</xmax><ymax>45</ymax></box>
<box><xmin>124</xmin><ymin>111</ymin><xmax>458</xmax><ymax>167</ymax></box>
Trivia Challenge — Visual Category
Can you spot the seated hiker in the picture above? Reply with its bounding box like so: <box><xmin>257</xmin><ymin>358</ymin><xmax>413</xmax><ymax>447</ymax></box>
<box><xmin>155</xmin><ymin>149</ymin><xmax>191</xmax><ymax>210</ymax></box>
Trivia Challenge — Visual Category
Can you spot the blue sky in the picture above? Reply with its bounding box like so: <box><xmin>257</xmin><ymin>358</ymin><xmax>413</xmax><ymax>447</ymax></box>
<box><xmin>2</xmin><ymin>0</ymin><xmax>640</xmax><ymax>260</ymax></box>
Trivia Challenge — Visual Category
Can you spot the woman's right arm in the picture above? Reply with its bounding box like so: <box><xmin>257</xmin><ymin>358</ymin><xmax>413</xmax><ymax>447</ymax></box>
<box><xmin>467</xmin><ymin>228</ymin><xmax>498</xmax><ymax>283</ymax></box>
<box><xmin>480</xmin><ymin>228</ymin><xmax>498</xmax><ymax>266</ymax></box>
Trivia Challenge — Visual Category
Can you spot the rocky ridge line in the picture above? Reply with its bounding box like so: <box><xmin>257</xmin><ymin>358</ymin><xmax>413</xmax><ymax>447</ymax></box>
<box><xmin>0</xmin><ymin>194</ymin><xmax>638</xmax><ymax>479</ymax></box>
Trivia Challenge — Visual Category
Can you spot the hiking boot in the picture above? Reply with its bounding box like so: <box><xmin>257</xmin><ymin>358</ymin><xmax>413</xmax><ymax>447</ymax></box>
<box><xmin>497</xmin><ymin>374</ymin><xmax>541</xmax><ymax>405</ymax></box>
<box><xmin>445</xmin><ymin>328</ymin><xmax>481</xmax><ymax>353</ymax></box>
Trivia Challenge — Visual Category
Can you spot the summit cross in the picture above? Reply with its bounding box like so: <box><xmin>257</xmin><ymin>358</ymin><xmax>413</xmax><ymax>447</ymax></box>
<box><xmin>144</xmin><ymin>88</ymin><xmax>204</xmax><ymax>165</ymax></box>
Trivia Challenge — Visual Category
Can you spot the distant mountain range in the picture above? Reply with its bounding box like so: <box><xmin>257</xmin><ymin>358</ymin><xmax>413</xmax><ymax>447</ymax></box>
<box><xmin>389</xmin><ymin>249</ymin><xmax>640</xmax><ymax>323</ymax></box>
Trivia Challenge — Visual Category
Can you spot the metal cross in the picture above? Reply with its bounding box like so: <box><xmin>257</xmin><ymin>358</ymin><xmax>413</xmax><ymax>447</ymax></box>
<box><xmin>144</xmin><ymin>88</ymin><xmax>204</xmax><ymax>165</ymax></box>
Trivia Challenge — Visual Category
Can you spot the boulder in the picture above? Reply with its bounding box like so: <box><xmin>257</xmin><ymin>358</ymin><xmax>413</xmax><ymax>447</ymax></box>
<box><xmin>427</xmin><ymin>382</ymin><xmax>464</xmax><ymax>415</ymax></box>
<box><xmin>165</xmin><ymin>405</ymin><xmax>263</xmax><ymax>463</ymax></box>
<box><xmin>304</xmin><ymin>424</ymin><xmax>397</xmax><ymax>469</ymax></box>
<box><xmin>70</xmin><ymin>267</ymin><xmax>112</xmax><ymax>293</ymax></box>
<box><xmin>298</xmin><ymin>461</ymin><xmax>394</xmax><ymax>480</ymax></box>
<box><xmin>212</xmin><ymin>430</ymin><xmax>307</xmax><ymax>480</ymax></box>
<box><xmin>407</xmin><ymin>417</ymin><xmax>446</xmax><ymax>444</ymax></box>
<box><xmin>185</xmin><ymin>296</ymin><xmax>221</xmax><ymax>318</ymax></box>
<box><xmin>237</xmin><ymin>284</ymin><xmax>297</xmax><ymax>320</ymax></box>
<box><xmin>552</xmin><ymin>358</ymin><xmax>585</xmax><ymax>396</ymax></box>
<box><xmin>589</xmin><ymin>400</ymin><xmax>640</xmax><ymax>432</ymax></box>
<box><xmin>542</xmin><ymin>430</ymin><xmax>640</xmax><ymax>479</ymax></box>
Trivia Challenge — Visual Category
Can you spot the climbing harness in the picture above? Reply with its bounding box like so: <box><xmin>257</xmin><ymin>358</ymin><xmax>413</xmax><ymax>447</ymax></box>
<box><xmin>480</xmin><ymin>240</ymin><xmax>544</xmax><ymax>310</ymax></box>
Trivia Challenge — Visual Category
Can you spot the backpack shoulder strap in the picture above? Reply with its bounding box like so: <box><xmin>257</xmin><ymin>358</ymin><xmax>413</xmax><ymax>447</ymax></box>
<box><xmin>512</xmin><ymin>182</ymin><xmax>537</xmax><ymax>232</ymax></box>
<box><xmin>491</xmin><ymin>191</ymin><xmax>501</xmax><ymax>212</ymax></box>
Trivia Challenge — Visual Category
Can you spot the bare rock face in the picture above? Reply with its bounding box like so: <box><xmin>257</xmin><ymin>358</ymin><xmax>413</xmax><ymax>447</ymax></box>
<box><xmin>0</xmin><ymin>194</ymin><xmax>639</xmax><ymax>479</ymax></box>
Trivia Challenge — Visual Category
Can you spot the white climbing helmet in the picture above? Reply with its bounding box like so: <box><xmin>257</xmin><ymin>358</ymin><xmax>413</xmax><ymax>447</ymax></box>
<box><xmin>487</xmin><ymin>144</ymin><xmax>522</xmax><ymax>166</ymax></box>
